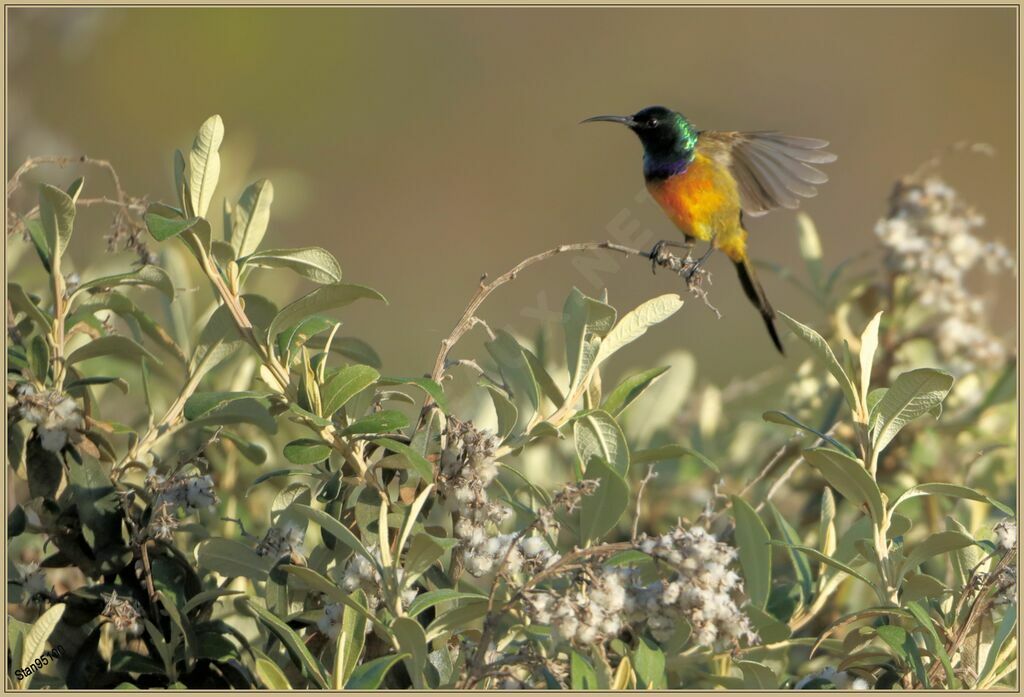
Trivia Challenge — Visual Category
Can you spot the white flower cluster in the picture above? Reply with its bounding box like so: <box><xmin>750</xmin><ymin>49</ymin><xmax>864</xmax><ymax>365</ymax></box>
<box><xmin>316</xmin><ymin>602</ymin><xmax>347</xmax><ymax>639</ymax></box>
<box><xmin>631</xmin><ymin>526</ymin><xmax>757</xmax><ymax>648</ymax></box>
<box><xmin>318</xmin><ymin>543</ymin><xmax>422</xmax><ymax>638</ymax></box>
<box><xmin>147</xmin><ymin>470</ymin><xmax>219</xmax><ymax>513</ymax></box>
<box><xmin>794</xmin><ymin>666</ymin><xmax>870</xmax><ymax>690</ymax></box>
<box><xmin>144</xmin><ymin>469</ymin><xmax>219</xmax><ymax>541</ymax></box>
<box><xmin>994</xmin><ymin>519</ymin><xmax>1017</xmax><ymax>551</ymax></box>
<box><xmin>101</xmin><ymin>590</ymin><xmax>144</xmax><ymax>636</ymax></box>
<box><xmin>526</xmin><ymin>526</ymin><xmax>757</xmax><ymax>650</ymax></box>
<box><xmin>256</xmin><ymin>522</ymin><xmax>306</xmax><ymax>559</ymax></box>
<box><xmin>875</xmin><ymin>171</ymin><xmax>1013</xmax><ymax>372</ymax></box>
<box><xmin>16</xmin><ymin>562</ymin><xmax>50</xmax><ymax>605</ymax></box>
<box><xmin>16</xmin><ymin>384</ymin><xmax>84</xmax><ymax>452</ymax></box>
<box><xmin>528</xmin><ymin>567</ymin><xmax>631</xmax><ymax>645</ymax></box>
<box><xmin>438</xmin><ymin>417</ymin><xmax>519</xmax><ymax>577</ymax></box>
<box><xmin>336</xmin><ymin>545</ymin><xmax>417</xmax><ymax>612</ymax></box>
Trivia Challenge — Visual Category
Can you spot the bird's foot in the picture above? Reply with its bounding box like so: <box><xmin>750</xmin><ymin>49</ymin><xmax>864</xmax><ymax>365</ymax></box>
<box><xmin>647</xmin><ymin>239</ymin><xmax>692</xmax><ymax>274</ymax></box>
<box><xmin>682</xmin><ymin>236</ymin><xmax>717</xmax><ymax>283</ymax></box>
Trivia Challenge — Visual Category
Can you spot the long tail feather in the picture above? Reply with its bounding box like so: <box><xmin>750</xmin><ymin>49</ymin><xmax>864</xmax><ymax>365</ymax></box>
<box><xmin>733</xmin><ymin>256</ymin><xmax>784</xmax><ymax>354</ymax></box>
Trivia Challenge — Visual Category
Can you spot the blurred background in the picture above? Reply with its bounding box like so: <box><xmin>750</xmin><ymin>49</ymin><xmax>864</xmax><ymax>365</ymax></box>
<box><xmin>7</xmin><ymin>7</ymin><xmax>1016</xmax><ymax>387</ymax></box>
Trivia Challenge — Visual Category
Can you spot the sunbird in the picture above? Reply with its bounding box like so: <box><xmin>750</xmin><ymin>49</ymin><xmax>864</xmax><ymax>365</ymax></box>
<box><xmin>583</xmin><ymin>106</ymin><xmax>836</xmax><ymax>353</ymax></box>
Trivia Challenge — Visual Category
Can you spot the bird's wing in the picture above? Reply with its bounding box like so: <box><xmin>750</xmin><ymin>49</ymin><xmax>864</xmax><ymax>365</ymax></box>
<box><xmin>698</xmin><ymin>131</ymin><xmax>837</xmax><ymax>217</ymax></box>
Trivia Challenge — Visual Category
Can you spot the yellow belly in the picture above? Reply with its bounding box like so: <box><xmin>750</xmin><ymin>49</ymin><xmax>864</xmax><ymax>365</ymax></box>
<box><xmin>646</xmin><ymin>153</ymin><xmax>747</xmax><ymax>260</ymax></box>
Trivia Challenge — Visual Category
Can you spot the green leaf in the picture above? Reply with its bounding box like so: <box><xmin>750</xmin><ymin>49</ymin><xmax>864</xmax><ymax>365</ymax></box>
<box><xmin>571</xmin><ymin>649</ymin><xmax>599</xmax><ymax>690</ymax></box>
<box><xmin>346</xmin><ymin>654</ymin><xmax>409</xmax><ymax>689</ymax></box>
<box><xmin>21</xmin><ymin>215</ymin><xmax>52</xmax><ymax>272</ymax></box>
<box><xmin>373</xmin><ymin>438</ymin><xmax>434</xmax><ymax>482</ymax></box>
<box><xmin>231</xmin><ymin>179</ymin><xmax>274</xmax><ymax>257</ymax></box>
<box><xmin>563</xmin><ymin>288</ymin><xmax>617</xmax><ymax>390</ymax></box>
<box><xmin>902</xmin><ymin>572</ymin><xmax>949</xmax><ymax>602</ymax></box>
<box><xmin>768</xmin><ymin>504</ymin><xmax>814</xmax><ymax>603</ymax></box>
<box><xmin>283</xmin><ymin>438</ymin><xmax>332</xmax><ymax>465</ymax></box>
<box><xmin>486</xmin><ymin>330</ymin><xmax>540</xmax><ymax>422</ymax></box>
<box><xmin>892</xmin><ymin>482</ymin><xmax>1014</xmax><ymax>517</ymax></box>
<box><xmin>484</xmin><ymin>384</ymin><xmax>519</xmax><ymax>442</ymax></box>
<box><xmin>38</xmin><ymin>183</ymin><xmax>76</xmax><ymax>258</ymax></box>
<box><xmin>523</xmin><ymin>347</ymin><xmax>565</xmax><ymax>406</ymax></box>
<box><xmin>632</xmin><ymin>634</ymin><xmax>667</xmax><ymax>689</ymax></box>
<box><xmin>425</xmin><ymin>600</ymin><xmax>488</xmax><ymax>641</ymax></box>
<box><xmin>621</xmin><ymin>350</ymin><xmax>696</xmax><ymax>444</ymax></box>
<box><xmin>392</xmin><ymin>617</ymin><xmax>428</xmax><ymax>689</ymax></box>
<box><xmin>744</xmin><ymin>604</ymin><xmax>792</xmax><ymax>643</ymax></box>
<box><xmin>762</xmin><ymin>410</ymin><xmax>855</xmax><ymax>457</ymax></box>
<box><xmin>281</xmin><ymin>565</ymin><xmax>387</xmax><ymax>636</ymax></box>
<box><xmin>19</xmin><ymin>603</ymin><xmax>66</xmax><ymax>688</ymax></box>
<box><xmin>255</xmin><ymin>654</ymin><xmax>292</xmax><ymax>689</ymax></box>
<box><xmin>858</xmin><ymin>311</ymin><xmax>883</xmax><ymax>408</ymax></box>
<box><xmin>602</xmin><ymin>366</ymin><xmax>669</xmax><ymax>417</ymax></box>
<box><xmin>66</xmin><ymin>334</ymin><xmax>162</xmax><ymax>368</ymax></box>
<box><xmin>243</xmin><ymin>245</ymin><xmax>344</xmax><ymax>284</ymax></box>
<box><xmin>156</xmin><ymin>590</ymin><xmax>197</xmax><ymax>671</ymax></box>
<box><xmin>195</xmin><ymin>538</ymin><xmax>271</xmax><ymax>581</ymax></box>
<box><xmin>777</xmin><ymin>312</ymin><xmax>858</xmax><ymax>410</ymax></box>
<box><xmin>72</xmin><ymin>265</ymin><xmax>175</xmax><ymax>301</ymax></box>
<box><xmin>404</xmin><ymin>533</ymin><xmax>458</xmax><ymax>584</ymax></box>
<box><xmin>731</xmin><ymin>496</ymin><xmax>772</xmax><ymax>609</ymax></box>
<box><xmin>182</xmin><ymin>588</ymin><xmax>244</xmax><ymax>616</ymax></box>
<box><xmin>187</xmin><ymin>398</ymin><xmax>276</xmax><ymax>434</ymax></box>
<box><xmin>898</xmin><ymin>531</ymin><xmax>977</xmax><ymax>580</ymax></box>
<box><xmin>293</xmin><ymin>504</ymin><xmax>379</xmax><ymax>573</ymax></box>
<box><xmin>771</xmin><ymin>542</ymin><xmax>876</xmax><ymax>589</ymax></box>
<box><xmin>144</xmin><ymin>212</ymin><xmax>203</xmax><ymax>242</ymax></box>
<box><xmin>380</xmin><ymin>376</ymin><xmax>449</xmax><ymax>412</ymax></box>
<box><xmin>342</xmin><ymin>410</ymin><xmax>409</xmax><ymax>436</ymax></box>
<box><xmin>736</xmin><ymin>660</ymin><xmax>777</xmax><ymax>689</ymax></box>
<box><xmin>184</xmin><ymin>391</ymin><xmax>267</xmax><ymax>420</ymax></box>
<box><xmin>406</xmin><ymin>590</ymin><xmax>488</xmax><ymax>618</ymax></box>
<box><xmin>69</xmin><ymin>292</ymin><xmax>186</xmax><ymax>365</ymax></box>
<box><xmin>268</xmin><ymin>283</ymin><xmax>385</xmax><ymax>346</ymax></box>
<box><xmin>574</xmin><ymin>409</ymin><xmax>629</xmax><ymax>478</ymax></box>
<box><xmin>240</xmin><ymin>597</ymin><xmax>328</xmax><ymax>688</ymax></box>
<box><xmin>594</xmin><ymin>293</ymin><xmax>684</xmax><ymax>368</ymax></box>
<box><xmin>906</xmin><ymin>601</ymin><xmax>957</xmax><ymax>688</ymax></box>
<box><xmin>28</xmin><ymin>335</ymin><xmax>49</xmax><ymax>381</ymax></box>
<box><xmin>871</xmin><ymin>368</ymin><xmax>954</xmax><ymax>452</ymax></box>
<box><xmin>875</xmin><ymin>625</ymin><xmax>908</xmax><ymax>660</ymax></box>
<box><xmin>803</xmin><ymin>447</ymin><xmax>885</xmax><ymax>527</ymax></box>
<box><xmin>337</xmin><ymin>590</ymin><xmax>368</xmax><ymax>686</ymax></box>
<box><xmin>189</xmin><ymin>115</ymin><xmax>224</xmax><ymax>217</ymax></box>
<box><xmin>173</xmin><ymin>149</ymin><xmax>192</xmax><ymax>216</ymax></box>
<box><xmin>578</xmin><ymin>458</ymin><xmax>630</xmax><ymax>544</ymax></box>
<box><xmin>979</xmin><ymin>605</ymin><xmax>1017</xmax><ymax>683</ymax></box>
<box><xmin>629</xmin><ymin>444</ymin><xmax>719</xmax><ymax>472</ymax></box>
<box><xmin>8</xmin><ymin>283</ymin><xmax>53</xmax><ymax>330</ymax></box>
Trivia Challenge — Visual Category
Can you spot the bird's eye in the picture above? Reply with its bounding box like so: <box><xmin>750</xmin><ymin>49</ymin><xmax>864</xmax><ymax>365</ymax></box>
<box><xmin>648</xmin><ymin>118</ymin><xmax>660</xmax><ymax>128</ymax></box>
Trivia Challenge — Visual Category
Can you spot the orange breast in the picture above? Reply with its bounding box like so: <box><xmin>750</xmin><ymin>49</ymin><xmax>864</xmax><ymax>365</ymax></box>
<box><xmin>646</xmin><ymin>153</ymin><xmax>741</xmax><ymax>245</ymax></box>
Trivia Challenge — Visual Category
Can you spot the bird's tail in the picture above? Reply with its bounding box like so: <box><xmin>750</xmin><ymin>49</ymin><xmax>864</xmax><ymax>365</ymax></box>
<box><xmin>733</xmin><ymin>256</ymin><xmax>784</xmax><ymax>354</ymax></box>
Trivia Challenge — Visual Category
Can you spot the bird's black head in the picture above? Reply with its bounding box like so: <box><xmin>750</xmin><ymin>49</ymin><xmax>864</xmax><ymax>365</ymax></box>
<box><xmin>582</xmin><ymin>105</ymin><xmax>699</xmax><ymax>179</ymax></box>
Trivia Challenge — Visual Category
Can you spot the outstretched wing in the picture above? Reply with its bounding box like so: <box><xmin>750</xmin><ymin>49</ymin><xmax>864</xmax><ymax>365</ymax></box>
<box><xmin>698</xmin><ymin>131</ymin><xmax>837</xmax><ymax>217</ymax></box>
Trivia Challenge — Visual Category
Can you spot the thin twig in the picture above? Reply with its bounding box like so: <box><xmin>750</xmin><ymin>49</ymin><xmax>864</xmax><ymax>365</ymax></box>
<box><xmin>633</xmin><ymin>465</ymin><xmax>658</xmax><ymax>540</ymax></box>
<box><xmin>427</xmin><ymin>240</ymin><xmax>704</xmax><ymax>398</ymax></box>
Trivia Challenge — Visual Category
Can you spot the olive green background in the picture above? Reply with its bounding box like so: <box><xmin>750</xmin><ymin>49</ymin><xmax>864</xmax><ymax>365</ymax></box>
<box><xmin>7</xmin><ymin>7</ymin><xmax>1016</xmax><ymax>384</ymax></box>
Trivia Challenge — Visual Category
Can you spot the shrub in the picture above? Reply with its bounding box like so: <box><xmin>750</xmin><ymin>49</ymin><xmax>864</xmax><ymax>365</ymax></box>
<box><xmin>6</xmin><ymin>118</ymin><xmax>1016</xmax><ymax>689</ymax></box>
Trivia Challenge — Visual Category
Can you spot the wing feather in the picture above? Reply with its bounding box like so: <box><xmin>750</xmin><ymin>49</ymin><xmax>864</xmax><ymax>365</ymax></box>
<box><xmin>699</xmin><ymin>130</ymin><xmax>837</xmax><ymax>216</ymax></box>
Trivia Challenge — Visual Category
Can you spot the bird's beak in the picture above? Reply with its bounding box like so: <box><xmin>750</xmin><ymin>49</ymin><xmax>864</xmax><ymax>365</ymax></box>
<box><xmin>580</xmin><ymin>114</ymin><xmax>637</xmax><ymax>127</ymax></box>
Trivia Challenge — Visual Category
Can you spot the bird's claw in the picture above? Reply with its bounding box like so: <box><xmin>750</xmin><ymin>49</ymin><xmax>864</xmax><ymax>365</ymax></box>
<box><xmin>648</xmin><ymin>240</ymin><xmax>692</xmax><ymax>274</ymax></box>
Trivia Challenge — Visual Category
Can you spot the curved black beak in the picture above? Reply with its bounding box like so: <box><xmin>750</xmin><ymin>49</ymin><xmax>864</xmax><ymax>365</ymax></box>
<box><xmin>580</xmin><ymin>114</ymin><xmax>637</xmax><ymax>127</ymax></box>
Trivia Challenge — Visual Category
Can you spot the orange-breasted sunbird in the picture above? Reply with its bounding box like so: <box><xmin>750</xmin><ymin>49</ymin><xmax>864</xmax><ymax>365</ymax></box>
<box><xmin>583</xmin><ymin>105</ymin><xmax>836</xmax><ymax>353</ymax></box>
